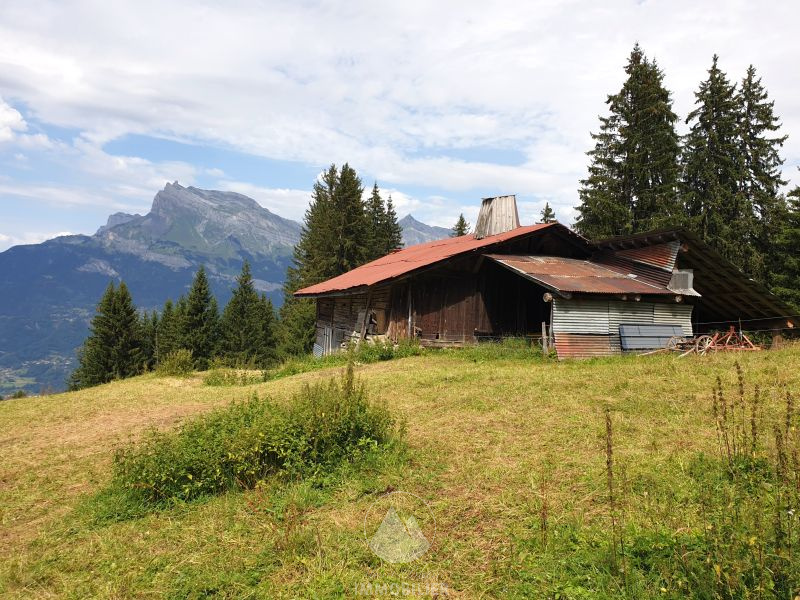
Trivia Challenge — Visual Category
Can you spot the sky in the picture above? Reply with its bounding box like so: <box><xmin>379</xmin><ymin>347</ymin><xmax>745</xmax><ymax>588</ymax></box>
<box><xmin>1</xmin><ymin>0</ymin><xmax>799</xmax><ymax>251</ymax></box>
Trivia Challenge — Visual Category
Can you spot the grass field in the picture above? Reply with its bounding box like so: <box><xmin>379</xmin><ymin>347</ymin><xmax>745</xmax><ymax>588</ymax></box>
<box><xmin>1</xmin><ymin>346</ymin><xmax>799</xmax><ymax>598</ymax></box>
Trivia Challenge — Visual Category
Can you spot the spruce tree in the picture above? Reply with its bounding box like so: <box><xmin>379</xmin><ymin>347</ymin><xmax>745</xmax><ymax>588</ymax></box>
<box><xmin>220</xmin><ymin>261</ymin><xmax>276</xmax><ymax>366</ymax></box>
<box><xmin>140</xmin><ymin>310</ymin><xmax>159</xmax><ymax>371</ymax></box>
<box><xmin>381</xmin><ymin>194</ymin><xmax>403</xmax><ymax>253</ymax></box>
<box><xmin>333</xmin><ymin>163</ymin><xmax>368</xmax><ymax>274</ymax></box>
<box><xmin>108</xmin><ymin>282</ymin><xmax>143</xmax><ymax>379</ymax></box>
<box><xmin>365</xmin><ymin>182</ymin><xmax>388</xmax><ymax>261</ymax></box>
<box><xmin>452</xmin><ymin>214</ymin><xmax>470</xmax><ymax>236</ymax></box>
<box><xmin>737</xmin><ymin>65</ymin><xmax>789</xmax><ymax>284</ymax></box>
<box><xmin>682</xmin><ymin>55</ymin><xmax>752</xmax><ymax>273</ymax></box>
<box><xmin>256</xmin><ymin>294</ymin><xmax>278</xmax><ymax>366</ymax></box>
<box><xmin>156</xmin><ymin>299</ymin><xmax>181</xmax><ymax>361</ymax></box>
<box><xmin>68</xmin><ymin>281</ymin><xmax>142</xmax><ymax>389</ymax></box>
<box><xmin>772</xmin><ymin>183</ymin><xmax>800</xmax><ymax>309</ymax></box>
<box><xmin>539</xmin><ymin>203</ymin><xmax>557</xmax><ymax>224</ymax></box>
<box><xmin>278</xmin><ymin>163</ymin><xmax>376</xmax><ymax>357</ymax></box>
<box><xmin>181</xmin><ymin>266</ymin><xmax>219</xmax><ymax>369</ymax></box>
<box><xmin>576</xmin><ymin>44</ymin><xmax>681</xmax><ymax>238</ymax></box>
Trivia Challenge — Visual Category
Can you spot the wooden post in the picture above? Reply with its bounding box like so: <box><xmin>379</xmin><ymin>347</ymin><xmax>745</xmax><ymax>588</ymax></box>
<box><xmin>772</xmin><ymin>328</ymin><xmax>784</xmax><ymax>350</ymax></box>
<box><xmin>359</xmin><ymin>289</ymin><xmax>373</xmax><ymax>344</ymax></box>
<box><xmin>407</xmin><ymin>282</ymin><xmax>413</xmax><ymax>339</ymax></box>
<box><xmin>541</xmin><ymin>321</ymin><xmax>548</xmax><ymax>354</ymax></box>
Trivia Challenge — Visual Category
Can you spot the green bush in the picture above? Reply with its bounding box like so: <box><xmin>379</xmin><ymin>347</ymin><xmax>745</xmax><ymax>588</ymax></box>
<box><xmin>112</xmin><ymin>361</ymin><xmax>400</xmax><ymax>505</ymax></box>
<box><xmin>155</xmin><ymin>349</ymin><xmax>194</xmax><ymax>377</ymax></box>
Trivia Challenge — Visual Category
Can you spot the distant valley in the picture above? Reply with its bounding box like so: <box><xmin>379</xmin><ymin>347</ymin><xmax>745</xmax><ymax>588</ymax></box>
<box><xmin>0</xmin><ymin>183</ymin><xmax>451</xmax><ymax>394</ymax></box>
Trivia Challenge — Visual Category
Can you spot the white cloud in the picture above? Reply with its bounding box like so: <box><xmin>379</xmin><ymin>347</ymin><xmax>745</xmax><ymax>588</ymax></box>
<box><xmin>0</xmin><ymin>230</ymin><xmax>73</xmax><ymax>251</ymax></box>
<box><xmin>0</xmin><ymin>0</ymin><xmax>799</xmax><ymax>227</ymax></box>
<box><xmin>0</xmin><ymin>96</ymin><xmax>26</xmax><ymax>142</ymax></box>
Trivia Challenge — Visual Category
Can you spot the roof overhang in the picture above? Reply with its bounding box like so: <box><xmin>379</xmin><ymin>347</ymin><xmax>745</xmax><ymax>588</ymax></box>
<box><xmin>485</xmin><ymin>254</ymin><xmax>681</xmax><ymax>298</ymax></box>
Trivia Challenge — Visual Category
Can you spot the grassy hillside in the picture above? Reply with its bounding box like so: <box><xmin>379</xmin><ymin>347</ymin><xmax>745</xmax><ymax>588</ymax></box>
<box><xmin>1</xmin><ymin>347</ymin><xmax>799</xmax><ymax>598</ymax></box>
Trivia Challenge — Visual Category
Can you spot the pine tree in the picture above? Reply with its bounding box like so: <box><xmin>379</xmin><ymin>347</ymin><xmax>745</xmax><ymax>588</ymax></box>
<box><xmin>220</xmin><ymin>261</ymin><xmax>276</xmax><ymax>366</ymax></box>
<box><xmin>737</xmin><ymin>65</ymin><xmax>789</xmax><ymax>284</ymax></box>
<box><xmin>69</xmin><ymin>281</ymin><xmax>143</xmax><ymax>389</ymax></box>
<box><xmin>772</xmin><ymin>183</ymin><xmax>800</xmax><ymax>309</ymax></box>
<box><xmin>539</xmin><ymin>202</ymin><xmax>557</xmax><ymax>224</ymax></box>
<box><xmin>576</xmin><ymin>44</ymin><xmax>681</xmax><ymax>239</ymax></box>
<box><xmin>452</xmin><ymin>214</ymin><xmax>470</xmax><ymax>237</ymax></box>
<box><xmin>682</xmin><ymin>55</ymin><xmax>753</xmax><ymax>273</ymax></box>
<box><xmin>181</xmin><ymin>266</ymin><xmax>219</xmax><ymax>369</ymax></box>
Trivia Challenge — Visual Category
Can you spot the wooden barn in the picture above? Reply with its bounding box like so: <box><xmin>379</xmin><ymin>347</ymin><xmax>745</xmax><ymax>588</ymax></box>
<box><xmin>295</xmin><ymin>196</ymin><xmax>797</xmax><ymax>358</ymax></box>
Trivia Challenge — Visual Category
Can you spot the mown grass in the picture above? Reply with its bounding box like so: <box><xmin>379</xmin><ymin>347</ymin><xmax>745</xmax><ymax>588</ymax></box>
<box><xmin>0</xmin><ymin>346</ymin><xmax>799</xmax><ymax>598</ymax></box>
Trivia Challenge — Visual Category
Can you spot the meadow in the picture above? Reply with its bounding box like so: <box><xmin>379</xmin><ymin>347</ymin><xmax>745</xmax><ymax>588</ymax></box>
<box><xmin>1</xmin><ymin>344</ymin><xmax>799</xmax><ymax>598</ymax></box>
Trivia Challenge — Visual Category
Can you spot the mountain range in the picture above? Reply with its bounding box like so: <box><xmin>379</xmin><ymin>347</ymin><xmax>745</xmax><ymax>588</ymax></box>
<box><xmin>0</xmin><ymin>183</ymin><xmax>452</xmax><ymax>394</ymax></box>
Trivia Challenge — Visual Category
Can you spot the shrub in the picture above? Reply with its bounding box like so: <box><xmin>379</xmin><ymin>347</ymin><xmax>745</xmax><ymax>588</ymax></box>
<box><xmin>155</xmin><ymin>349</ymin><xmax>194</xmax><ymax>377</ymax></box>
<box><xmin>112</xmin><ymin>361</ymin><xmax>401</xmax><ymax>505</ymax></box>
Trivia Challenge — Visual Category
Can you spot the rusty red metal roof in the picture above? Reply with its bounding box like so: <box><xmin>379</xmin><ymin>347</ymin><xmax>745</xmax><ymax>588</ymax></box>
<box><xmin>612</xmin><ymin>241</ymin><xmax>680</xmax><ymax>271</ymax></box>
<box><xmin>294</xmin><ymin>223</ymin><xmax>557</xmax><ymax>297</ymax></box>
<box><xmin>485</xmin><ymin>255</ymin><xmax>677</xmax><ymax>295</ymax></box>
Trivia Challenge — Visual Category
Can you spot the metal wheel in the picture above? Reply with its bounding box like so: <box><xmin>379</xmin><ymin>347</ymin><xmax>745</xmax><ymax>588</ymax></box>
<box><xmin>695</xmin><ymin>335</ymin><xmax>714</xmax><ymax>355</ymax></box>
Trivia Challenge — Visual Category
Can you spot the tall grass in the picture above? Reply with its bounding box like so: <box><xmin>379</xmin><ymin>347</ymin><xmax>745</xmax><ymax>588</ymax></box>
<box><xmin>109</xmin><ymin>359</ymin><xmax>403</xmax><ymax>508</ymax></box>
<box><xmin>512</xmin><ymin>362</ymin><xmax>800</xmax><ymax>599</ymax></box>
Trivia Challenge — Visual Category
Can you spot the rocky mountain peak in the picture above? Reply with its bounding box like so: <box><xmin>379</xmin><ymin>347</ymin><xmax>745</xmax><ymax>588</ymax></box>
<box><xmin>95</xmin><ymin>212</ymin><xmax>141</xmax><ymax>235</ymax></box>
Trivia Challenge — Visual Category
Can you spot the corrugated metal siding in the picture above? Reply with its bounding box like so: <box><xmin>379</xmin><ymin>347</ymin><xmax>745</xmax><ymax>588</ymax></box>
<box><xmin>553</xmin><ymin>298</ymin><xmax>694</xmax><ymax>358</ymax></box>
<box><xmin>653</xmin><ymin>303</ymin><xmax>694</xmax><ymax>336</ymax></box>
<box><xmin>552</xmin><ymin>298</ymin><xmax>609</xmax><ymax>334</ymax></box>
<box><xmin>554</xmin><ymin>334</ymin><xmax>615</xmax><ymax>358</ymax></box>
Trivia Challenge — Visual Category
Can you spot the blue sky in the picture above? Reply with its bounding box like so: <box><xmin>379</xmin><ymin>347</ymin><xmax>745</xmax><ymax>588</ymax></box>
<box><xmin>1</xmin><ymin>0</ymin><xmax>799</xmax><ymax>250</ymax></box>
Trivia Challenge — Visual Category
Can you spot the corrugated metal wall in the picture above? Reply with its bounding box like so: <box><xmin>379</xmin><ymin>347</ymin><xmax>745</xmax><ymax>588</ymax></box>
<box><xmin>653</xmin><ymin>303</ymin><xmax>693</xmax><ymax>336</ymax></box>
<box><xmin>553</xmin><ymin>297</ymin><xmax>694</xmax><ymax>358</ymax></box>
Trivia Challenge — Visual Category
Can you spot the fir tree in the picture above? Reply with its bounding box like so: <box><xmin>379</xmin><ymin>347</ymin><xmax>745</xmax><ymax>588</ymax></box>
<box><xmin>181</xmin><ymin>266</ymin><xmax>219</xmax><ymax>369</ymax></box>
<box><xmin>539</xmin><ymin>202</ymin><xmax>557</xmax><ymax>224</ymax></box>
<box><xmin>451</xmin><ymin>214</ymin><xmax>470</xmax><ymax>237</ymax></box>
<box><xmin>220</xmin><ymin>261</ymin><xmax>276</xmax><ymax>366</ymax></box>
<box><xmin>576</xmin><ymin>44</ymin><xmax>681</xmax><ymax>238</ymax></box>
<box><xmin>682</xmin><ymin>55</ymin><xmax>753</xmax><ymax>273</ymax></box>
<box><xmin>737</xmin><ymin>65</ymin><xmax>789</xmax><ymax>284</ymax></box>
<box><xmin>68</xmin><ymin>281</ymin><xmax>143</xmax><ymax>389</ymax></box>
